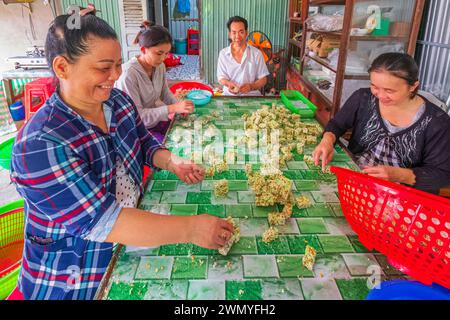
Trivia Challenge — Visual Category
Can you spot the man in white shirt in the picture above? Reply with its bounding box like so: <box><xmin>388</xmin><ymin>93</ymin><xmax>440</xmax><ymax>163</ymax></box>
<box><xmin>217</xmin><ymin>16</ymin><xmax>270</xmax><ymax>96</ymax></box>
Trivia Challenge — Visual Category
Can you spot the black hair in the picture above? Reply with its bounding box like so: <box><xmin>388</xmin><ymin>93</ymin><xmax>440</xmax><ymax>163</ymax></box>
<box><xmin>227</xmin><ymin>16</ymin><xmax>248</xmax><ymax>31</ymax></box>
<box><xmin>45</xmin><ymin>13</ymin><xmax>118</xmax><ymax>73</ymax></box>
<box><xmin>368</xmin><ymin>52</ymin><xmax>420</xmax><ymax>97</ymax></box>
<box><xmin>133</xmin><ymin>21</ymin><xmax>172</xmax><ymax>48</ymax></box>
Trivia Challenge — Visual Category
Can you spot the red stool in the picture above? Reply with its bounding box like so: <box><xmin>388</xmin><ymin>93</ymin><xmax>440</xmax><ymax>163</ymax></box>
<box><xmin>24</xmin><ymin>77</ymin><xmax>56</xmax><ymax>122</ymax></box>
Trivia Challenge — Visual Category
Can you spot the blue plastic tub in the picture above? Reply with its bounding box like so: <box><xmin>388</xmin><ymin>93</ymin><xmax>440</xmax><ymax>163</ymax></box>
<box><xmin>186</xmin><ymin>90</ymin><xmax>212</xmax><ymax>106</ymax></box>
<box><xmin>8</xmin><ymin>101</ymin><xmax>25</xmax><ymax>121</ymax></box>
<box><xmin>366</xmin><ymin>280</ymin><xmax>450</xmax><ymax>300</ymax></box>
<box><xmin>174</xmin><ymin>39</ymin><xmax>187</xmax><ymax>55</ymax></box>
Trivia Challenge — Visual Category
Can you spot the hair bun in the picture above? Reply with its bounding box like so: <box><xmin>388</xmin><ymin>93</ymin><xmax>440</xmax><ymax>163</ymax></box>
<box><xmin>79</xmin><ymin>4</ymin><xmax>98</xmax><ymax>17</ymax></box>
<box><xmin>140</xmin><ymin>20</ymin><xmax>155</xmax><ymax>31</ymax></box>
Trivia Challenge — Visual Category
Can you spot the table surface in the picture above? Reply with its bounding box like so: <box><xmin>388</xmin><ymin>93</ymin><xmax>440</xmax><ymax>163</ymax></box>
<box><xmin>97</xmin><ymin>97</ymin><xmax>408</xmax><ymax>301</ymax></box>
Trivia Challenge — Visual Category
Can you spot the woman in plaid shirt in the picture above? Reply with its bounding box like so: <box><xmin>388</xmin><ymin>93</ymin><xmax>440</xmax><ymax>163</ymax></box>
<box><xmin>10</xmin><ymin>12</ymin><xmax>233</xmax><ymax>300</ymax></box>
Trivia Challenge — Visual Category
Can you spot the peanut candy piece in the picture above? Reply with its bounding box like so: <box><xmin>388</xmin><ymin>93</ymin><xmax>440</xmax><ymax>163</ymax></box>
<box><xmin>302</xmin><ymin>245</ymin><xmax>317</xmax><ymax>271</ymax></box>
<box><xmin>218</xmin><ymin>217</ymin><xmax>240</xmax><ymax>256</ymax></box>
<box><xmin>214</xmin><ymin>179</ymin><xmax>229</xmax><ymax>197</ymax></box>
<box><xmin>262</xmin><ymin>227</ymin><xmax>279</xmax><ymax>243</ymax></box>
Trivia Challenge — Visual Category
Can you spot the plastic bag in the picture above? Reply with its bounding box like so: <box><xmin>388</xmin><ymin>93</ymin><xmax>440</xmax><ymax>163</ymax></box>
<box><xmin>368</xmin><ymin>43</ymin><xmax>404</xmax><ymax>63</ymax></box>
<box><xmin>328</xmin><ymin>49</ymin><xmax>369</xmax><ymax>74</ymax></box>
<box><xmin>306</xmin><ymin>13</ymin><xmax>344</xmax><ymax>32</ymax></box>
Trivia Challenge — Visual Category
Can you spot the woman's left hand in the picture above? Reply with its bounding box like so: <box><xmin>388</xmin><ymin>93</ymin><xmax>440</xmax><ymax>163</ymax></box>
<box><xmin>362</xmin><ymin>166</ymin><xmax>416</xmax><ymax>185</ymax></box>
<box><xmin>171</xmin><ymin>162</ymin><xmax>205</xmax><ymax>184</ymax></box>
<box><xmin>362</xmin><ymin>166</ymin><xmax>397</xmax><ymax>181</ymax></box>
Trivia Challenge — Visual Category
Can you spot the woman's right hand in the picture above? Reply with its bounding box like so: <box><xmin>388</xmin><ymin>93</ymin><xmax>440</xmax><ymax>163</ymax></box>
<box><xmin>227</xmin><ymin>82</ymin><xmax>240</xmax><ymax>94</ymax></box>
<box><xmin>188</xmin><ymin>214</ymin><xmax>235</xmax><ymax>249</ymax></box>
<box><xmin>312</xmin><ymin>132</ymin><xmax>336</xmax><ymax>170</ymax></box>
<box><xmin>168</xmin><ymin>100</ymin><xmax>195</xmax><ymax>115</ymax></box>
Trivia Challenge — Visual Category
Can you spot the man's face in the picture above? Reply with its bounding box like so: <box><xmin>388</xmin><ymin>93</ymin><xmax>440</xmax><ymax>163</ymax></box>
<box><xmin>229</xmin><ymin>21</ymin><xmax>248</xmax><ymax>45</ymax></box>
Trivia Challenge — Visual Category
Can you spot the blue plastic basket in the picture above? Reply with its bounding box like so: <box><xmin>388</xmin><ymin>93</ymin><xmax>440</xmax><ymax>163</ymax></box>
<box><xmin>366</xmin><ymin>280</ymin><xmax>450</xmax><ymax>300</ymax></box>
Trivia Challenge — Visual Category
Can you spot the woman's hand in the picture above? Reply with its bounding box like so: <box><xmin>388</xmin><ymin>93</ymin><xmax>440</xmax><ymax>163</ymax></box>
<box><xmin>228</xmin><ymin>82</ymin><xmax>240</xmax><ymax>94</ymax></box>
<box><xmin>239</xmin><ymin>83</ymin><xmax>252</xmax><ymax>94</ymax></box>
<box><xmin>362</xmin><ymin>166</ymin><xmax>416</xmax><ymax>185</ymax></box>
<box><xmin>313</xmin><ymin>132</ymin><xmax>336</xmax><ymax>170</ymax></box>
<box><xmin>188</xmin><ymin>214</ymin><xmax>235</xmax><ymax>249</ymax></box>
<box><xmin>168</xmin><ymin>100</ymin><xmax>195</xmax><ymax>115</ymax></box>
<box><xmin>168</xmin><ymin>159</ymin><xmax>205</xmax><ymax>184</ymax></box>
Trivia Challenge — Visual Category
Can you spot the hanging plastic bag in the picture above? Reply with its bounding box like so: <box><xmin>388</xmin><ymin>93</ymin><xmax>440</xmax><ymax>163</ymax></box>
<box><xmin>328</xmin><ymin>49</ymin><xmax>369</xmax><ymax>74</ymax></box>
<box><xmin>178</xmin><ymin>0</ymin><xmax>191</xmax><ymax>14</ymax></box>
<box><xmin>368</xmin><ymin>43</ymin><xmax>404</xmax><ymax>63</ymax></box>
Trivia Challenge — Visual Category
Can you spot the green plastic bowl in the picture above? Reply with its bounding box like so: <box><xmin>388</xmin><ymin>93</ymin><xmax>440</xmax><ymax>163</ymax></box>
<box><xmin>0</xmin><ymin>199</ymin><xmax>24</xmax><ymax>300</ymax></box>
<box><xmin>0</xmin><ymin>137</ymin><xmax>15</xmax><ymax>170</ymax></box>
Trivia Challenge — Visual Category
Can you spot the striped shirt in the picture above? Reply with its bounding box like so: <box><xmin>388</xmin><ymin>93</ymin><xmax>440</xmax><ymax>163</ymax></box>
<box><xmin>10</xmin><ymin>88</ymin><xmax>165</xmax><ymax>299</ymax></box>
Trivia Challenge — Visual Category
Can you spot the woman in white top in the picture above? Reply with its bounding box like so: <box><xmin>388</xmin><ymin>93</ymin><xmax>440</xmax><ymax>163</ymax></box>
<box><xmin>116</xmin><ymin>21</ymin><xmax>194</xmax><ymax>141</ymax></box>
<box><xmin>217</xmin><ymin>16</ymin><xmax>270</xmax><ymax>96</ymax></box>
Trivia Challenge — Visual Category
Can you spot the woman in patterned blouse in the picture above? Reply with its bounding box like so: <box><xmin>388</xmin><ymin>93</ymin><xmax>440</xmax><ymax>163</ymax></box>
<box><xmin>10</xmin><ymin>11</ymin><xmax>233</xmax><ymax>300</ymax></box>
<box><xmin>313</xmin><ymin>53</ymin><xmax>450</xmax><ymax>194</ymax></box>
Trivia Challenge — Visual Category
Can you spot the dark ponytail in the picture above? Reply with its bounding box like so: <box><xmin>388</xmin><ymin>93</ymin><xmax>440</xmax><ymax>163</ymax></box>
<box><xmin>45</xmin><ymin>12</ymin><xmax>118</xmax><ymax>74</ymax></box>
<box><xmin>368</xmin><ymin>53</ymin><xmax>420</xmax><ymax>98</ymax></box>
<box><xmin>133</xmin><ymin>20</ymin><xmax>172</xmax><ymax>48</ymax></box>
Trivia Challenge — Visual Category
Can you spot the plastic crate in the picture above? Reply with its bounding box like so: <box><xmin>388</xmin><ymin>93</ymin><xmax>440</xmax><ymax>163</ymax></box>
<box><xmin>0</xmin><ymin>199</ymin><xmax>25</xmax><ymax>300</ymax></box>
<box><xmin>331</xmin><ymin>166</ymin><xmax>450</xmax><ymax>289</ymax></box>
<box><xmin>280</xmin><ymin>90</ymin><xmax>317</xmax><ymax>118</ymax></box>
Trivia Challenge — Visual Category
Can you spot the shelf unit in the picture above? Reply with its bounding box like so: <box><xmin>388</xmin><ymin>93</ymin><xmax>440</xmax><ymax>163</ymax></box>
<box><xmin>286</xmin><ymin>0</ymin><xmax>426</xmax><ymax>126</ymax></box>
<box><xmin>287</xmin><ymin>0</ymin><xmax>304</xmax><ymax>77</ymax></box>
<box><xmin>187</xmin><ymin>28</ymin><xmax>200</xmax><ymax>55</ymax></box>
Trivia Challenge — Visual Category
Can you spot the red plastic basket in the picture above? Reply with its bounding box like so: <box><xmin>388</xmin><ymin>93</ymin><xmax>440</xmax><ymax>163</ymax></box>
<box><xmin>331</xmin><ymin>166</ymin><xmax>450</xmax><ymax>289</ymax></box>
<box><xmin>169</xmin><ymin>81</ymin><xmax>213</xmax><ymax>95</ymax></box>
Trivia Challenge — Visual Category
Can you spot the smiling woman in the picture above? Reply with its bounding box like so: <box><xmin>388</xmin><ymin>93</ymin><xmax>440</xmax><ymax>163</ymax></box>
<box><xmin>313</xmin><ymin>53</ymin><xmax>450</xmax><ymax>195</ymax></box>
<box><xmin>9</xmin><ymin>11</ymin><xmax>233</xmax><ymax>300</ymax></box>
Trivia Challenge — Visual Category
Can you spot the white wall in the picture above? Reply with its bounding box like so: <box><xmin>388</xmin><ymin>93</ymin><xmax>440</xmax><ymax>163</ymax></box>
<box><xmin>0</xmin><ymin>1</ymin><xmax>61</xmax><ymax>73</ymax></box>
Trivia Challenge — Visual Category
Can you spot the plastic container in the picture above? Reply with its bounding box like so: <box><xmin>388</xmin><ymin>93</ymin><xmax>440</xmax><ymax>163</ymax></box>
<box><xmin>0</xmin><ymin>137</ymin><xmax>15</xmax><ymax>170</ymax></box>
<box><xmin>169</xmin><ymin>81</ymin><xmax>214</xmax><ymax>95</ymax></box>
<box><xmin>0</xmin><ymin>199</ymin><xmax>25</xmax><ymax>300</ymax></box>
<box><xmin>331</xmin><ymin>166</ymin><xmax>450</xmax><ymax>289</ymax></box>
<box><xmin>280</xmin><ymin>90</ymin><xmax>318</xmax><ymax>118</ymax></box>
<box><xmin>372</xmin><ymin>17</ymin><xmax>390</xmax><ymax>36</ymax></box>
<box><xmin>8</xmin><ymin>101</ymin><xmax>25</xmax><ymax>121</ymax></box>
<box><xmin>186</xmin><ymin>90</ymin><xmax>212</xmax><ymax>106</ymax></box>
<box><xmin>174</xmin><ymin>38</ymin><xmax>187</xmax><ymax>55</ymax></box>
<box><xmin>366</xmin><ymin>280</ymin><xmax>450</xmax><ymax>300</ymax></box>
